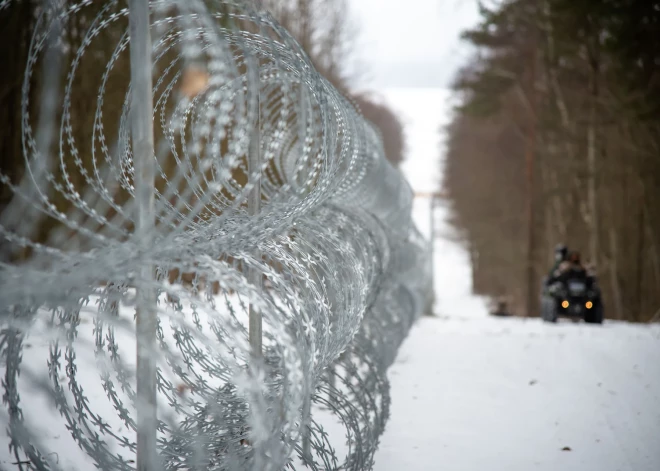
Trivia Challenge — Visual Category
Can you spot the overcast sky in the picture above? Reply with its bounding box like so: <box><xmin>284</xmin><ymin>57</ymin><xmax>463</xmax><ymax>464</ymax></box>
<box><xmin>349</xmin><ymin>0</ymin><xmax>480</xmax><ymax>89</ymax></box>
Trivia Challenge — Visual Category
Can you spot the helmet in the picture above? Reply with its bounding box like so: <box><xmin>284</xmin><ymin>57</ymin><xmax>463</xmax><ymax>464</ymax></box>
<box><xmin>554</xmin><ymin>244</ymin><xmax>568</xmax><ymax>261</ymax></box>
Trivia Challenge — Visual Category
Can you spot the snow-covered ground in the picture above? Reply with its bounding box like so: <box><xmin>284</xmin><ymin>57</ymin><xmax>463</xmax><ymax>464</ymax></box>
<box><xmin>374</xmin><ymin>315</ymin><xmax>660</xmax><ymax>471</ymax></box>
<box><xmin>371</xmin><ymin>87</ymin><xmax>660</xmax><ymax>471</ymax></box>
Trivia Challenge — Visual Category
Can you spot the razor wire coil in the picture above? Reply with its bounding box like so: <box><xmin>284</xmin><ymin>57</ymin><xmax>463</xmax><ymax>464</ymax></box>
<box><xmin>0</xmin><ymin>1</ymin><xmax>432</xmax><ymax>470</ymax></box>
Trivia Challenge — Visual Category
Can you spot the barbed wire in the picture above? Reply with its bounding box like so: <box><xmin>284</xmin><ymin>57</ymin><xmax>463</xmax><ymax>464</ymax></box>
<box><xmin>0</xmin><ymin>1</ymin><xmax>431</xmax><ymax>469</ymax></box>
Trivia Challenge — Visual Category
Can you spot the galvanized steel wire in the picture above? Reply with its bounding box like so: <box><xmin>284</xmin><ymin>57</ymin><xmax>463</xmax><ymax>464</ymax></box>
<box><xmin>0</xmin><ymin>1</ymin><xmax>431</xmax><ymax>469</ymax></box>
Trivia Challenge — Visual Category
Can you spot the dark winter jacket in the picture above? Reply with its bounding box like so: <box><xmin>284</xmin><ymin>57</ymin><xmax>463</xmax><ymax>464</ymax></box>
<box><xmin>554</xmin><ymin>265</ymin><xmax>599</xmax><ymax>294</ymax></box>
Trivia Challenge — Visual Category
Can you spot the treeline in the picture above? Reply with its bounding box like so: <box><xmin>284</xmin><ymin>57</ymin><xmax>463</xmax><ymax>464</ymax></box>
<box><xmin>443</xmin><ymin>0</ymin><xmax>660</xmax><ymax>322</ymax></box>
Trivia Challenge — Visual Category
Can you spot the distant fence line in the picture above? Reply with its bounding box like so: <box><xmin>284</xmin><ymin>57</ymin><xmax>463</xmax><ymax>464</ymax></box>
<box><xmin>0</xmin><ymin>1</ymin><xmax>431</xmax><ymax>470</ymax></box>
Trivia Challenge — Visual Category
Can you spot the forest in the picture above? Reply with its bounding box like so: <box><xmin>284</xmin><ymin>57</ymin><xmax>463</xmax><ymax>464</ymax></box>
<box><xmin>444</xmin><ymin>0</ymin><xmax>660</xmax><ymax>322</ymax></box>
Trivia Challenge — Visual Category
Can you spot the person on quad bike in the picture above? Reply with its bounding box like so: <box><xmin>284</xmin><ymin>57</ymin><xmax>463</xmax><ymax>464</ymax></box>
<box><xmin>551</xmin><ymin>250</ymin><xmax>589</xmax><ymax>285</ymax></box>
<box><xmin>541</xmin><ymin>250</ymin><xmax>603</xmax><ymax>323</ymax></box>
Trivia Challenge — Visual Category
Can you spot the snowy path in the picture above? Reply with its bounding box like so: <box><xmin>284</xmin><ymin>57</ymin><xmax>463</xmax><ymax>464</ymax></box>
<box><xmin>375</xmin><ymin>87</ymin><xmax>660</xmax><ymax>471</ymax></box>
<box><xmin>373</xmin><ymin>314</ymin><xmax>660</xmax><ymax>471</ymax></box>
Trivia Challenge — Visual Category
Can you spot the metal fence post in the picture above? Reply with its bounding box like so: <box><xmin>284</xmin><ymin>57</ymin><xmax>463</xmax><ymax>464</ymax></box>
<box><xmin>128</xmin><ymin>0</ymin><xmax>157</xmax><ymax>469</ymax></box>
<box><xmin>428</xmin><ymin>196</ymin><xmax>436</xmax><ymax>314</ymax></box>
<box><xmin>247</xmin><ymin>64</ymin><xmax>262</xmax><ymax>358</ymax></box>
<box><xmin>302</xmin><ymin>390</ymin><xmax>312</xmax><ymax>464</ymax></box>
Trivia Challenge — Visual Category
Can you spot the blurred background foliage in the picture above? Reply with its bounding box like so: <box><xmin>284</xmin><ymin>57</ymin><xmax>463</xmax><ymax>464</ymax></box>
<box><xmin>443</xmin><ymin>0</ymin><xmax>660</xmax><ymax>322</ymax></box>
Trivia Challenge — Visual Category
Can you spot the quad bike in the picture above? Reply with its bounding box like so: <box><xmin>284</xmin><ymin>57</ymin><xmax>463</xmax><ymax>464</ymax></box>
<box><xmin>541</xmin><ymin>273</ymin><xmax>603</xmax><ymax>324</ymax></box>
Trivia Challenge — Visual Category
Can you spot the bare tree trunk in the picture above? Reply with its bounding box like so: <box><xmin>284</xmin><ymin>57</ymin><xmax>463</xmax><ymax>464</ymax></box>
<box><xmin>548</xmin><ymin>164</ymin><xmax>567</xmax><ymax>239</ymax></box>
<box><xmin>543</xmin><ymin>0</ymin><xmax>575</xmax><ymax>183</ymax></box>
<box><xmin>587</xmin><ymin>56</ymin><xmax>600</xmax><ymax>268</ymax></box>
<box><xmin>524</xmin><ymin>39</ymin><xmax>538</xmax><ymax>317</ymax></box>
<box><xmin>543</xmin><ymin>0</ymin><xmax>570</xmax><ymax>128</ymax></box>
<box><xmin>587</xmin><ymin>124</ymin><xmax>599</xmax><ymax>266</ymax></box>
<box><xmin>633</xmin><ymin>202</ymin><xmax>644</xmax><ymax>322</ymax></box>
<box><xmin>544</xmin><ymin>197</ymin><xmax>553</xmax><ymax>266</ymax></box>
<box><xmin>608</xmin><ymin>228</ymin><xmax>625</xmax><ymax>320</ymax></box>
